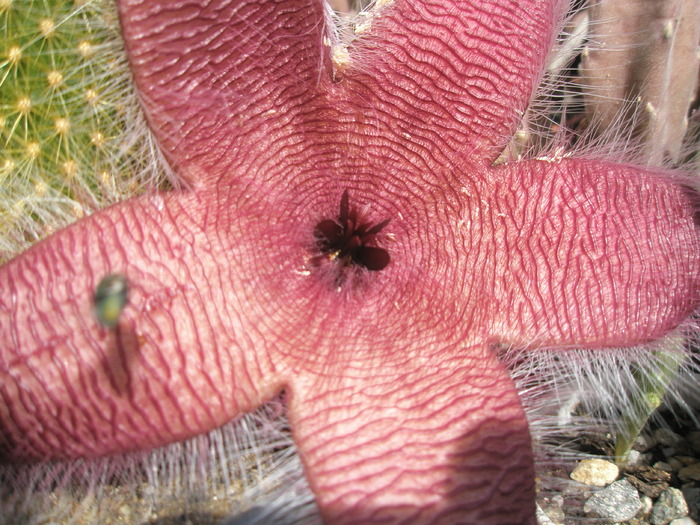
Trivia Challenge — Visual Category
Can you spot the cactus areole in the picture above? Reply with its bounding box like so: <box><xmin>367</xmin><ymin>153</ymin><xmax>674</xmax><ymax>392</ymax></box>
<box><xmin>1</xmin><ymin>0</ymin><xmax>699</xmax><ymax>523</ymax></box>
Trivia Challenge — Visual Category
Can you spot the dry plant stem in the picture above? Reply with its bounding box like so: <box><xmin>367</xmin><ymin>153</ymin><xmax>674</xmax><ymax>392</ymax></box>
<box><xmin>581</xmin><ymin>0</ymin><xmax>700</xmax><ymax>164</ymax></box>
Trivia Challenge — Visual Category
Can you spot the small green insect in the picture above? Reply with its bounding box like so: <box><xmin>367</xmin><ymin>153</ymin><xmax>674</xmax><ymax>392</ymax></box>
<box><xmin>93</xmin><ymin>274</ymin><xmax>129</xmax><ymax>328</ymax></box>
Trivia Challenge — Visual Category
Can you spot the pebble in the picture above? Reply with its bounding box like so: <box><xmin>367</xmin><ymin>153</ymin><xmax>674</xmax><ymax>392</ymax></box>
<box><xmin>669</xmin><ymin>458</ymin><xmax>685</xmax><ymax>472</ymax></box>
<box><xmin>655</xmin><ymin>429</ymin><xmax>684</xmax><ymax>447</ymax></box>
<box><xmin>626</xmin><ymin>449</ymin><xmax>642</xmax><ymax>466</ymax></box>
<box><xmin>651</xmin><ymin>487</ymin><xmax>689</xmax><ymax>525</ymax></box>
<box><xmin>654</xmin><ymin>461</ymin><xmax>674</xmax><ymax>473</ymax></box>
<box><xmin>571</xmin><ymin>458</ymin><xmax>620</xmax><ymax>487</ymax></box>
<box><xmin>583</xmin><ymin>479</ymin><xmax>642</xmax><ymax>522</ymax></box>
<box><xmin>636</xmin><ymin>433</ymin><xmax>657</xmax><ymax>452</ymax></box>
<box><xmin>679</xmin><ymin>463</ymin><xmax>700</xmax><ymax>482</ymax></box>
<box><xmin>669</xmin><ymin>518</ymin><xmax>697</xmax><ymax>525</ymax></box>
<box><xmin>536</xmin><ymin>504</ymin><xmax>555</xmax><ymax>525</ymax></box>
<box><xmin>688</xmin><ymin>431</ymin><xmax>700</xmax><ymax>455</ymax></box>
<box><xmin>664</xmin><ymin>447</ymin><xmax>679</xmax><ymax>458</ymax></box>
<box><xmin>537</xmin><ymin>496</ymin><xmax>565</xmax><ymax>524</ymax></box>
<box><xmin>682</xmin><ymin>488</ymin><xmax>700</xmax><ymax>521</ymax></box>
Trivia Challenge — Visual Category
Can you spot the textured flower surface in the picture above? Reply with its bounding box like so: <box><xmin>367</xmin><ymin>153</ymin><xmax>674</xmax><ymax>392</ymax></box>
<box><xmin>1</xmin><ymin>0</ymin><xmax>699</xmax><ymax>523</ymax></box>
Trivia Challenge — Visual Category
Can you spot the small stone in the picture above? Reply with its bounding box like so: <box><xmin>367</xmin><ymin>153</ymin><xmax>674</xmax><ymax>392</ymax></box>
<box><xmin>677</xmin><ymin>456</ymin><xmax>699</xmax><ymax>466</ymax></box>
<box><xmin>682</xmin><ymin>487</ymin><xmax>700</xmax><ymax>521</ymax></box>
<box><xmin>584</xmin><ymin>480</ymin><xmax>642</xmax><ymax>522</ymax></box>
<box><xmin>626</xmin><ymin>449</ymin><xmax>642</xmax><ymax>466</ymax></box>
<box><xmin>641</xmin><ymin>495</ymin><xmax>655</xmax><ymax>515</ymax></box>
<box><xmin>664</xmin><ymin>447</ymin><xmax>679</xmax><ymax>459</ymax></box>
<box><xmin>669</xmin><ymin>518</ymin><xmax>697</xmax><ymax>525</ymax></box>
<box><xmin>687</xmin><ymin>431</ymin><xmax>700</xmax><ymax>455</ymax></box>
<box><xmin>679</xmin><ymin>463</ymin><xmax>700</xmax><ymax>482</ymax></box>
<box><xmin>571</xmin><ymin>458</ymin><xmax>620</xmax><ymax>487</ymax></box>
<box><xmin>537</xmin><ymin>497</ymin><xmax>565</xmax><ymax>524</ymax></box>
<box><xmin>651</xmin><ymin>487</ymin><xmax>689</xmax><ymax>525</ymax></box>
<box><xmin>654</xmin><ymin>462</ymin><xmax>674</xmax><ymax>472</ymax></box>
<box><xmin>636</xmin><ymin>433</ymin><xmax>657</xmax><ymax>452</ymax></box>
<box><xmin>669</xmin><ymin>458</ymin><xmax>685</xmax><ymax>472</ymax></box>
<box><xmin>655</xmin><ymin>429</ymin><xmax>684</xmax><ymax>447</ymax></box>
<box><xmin>536</xmin><ymin>504</ymin><xmax>556</xmax><ymax>525</ymax></box>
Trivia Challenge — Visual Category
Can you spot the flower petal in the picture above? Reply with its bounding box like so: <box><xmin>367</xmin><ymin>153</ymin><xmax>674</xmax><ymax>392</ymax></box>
<box><xmin>0</xmin><ymin>191</ymin><xmax>286</xmax><ymax>460</ymax></box>
<box><xmin>344</xmin><ymin>0</ymin><xmax>562</xmax><ymax>163</ymax></box>
<box><xmin>288</xmin><ymin>344</ymin><xmax>536</xmax><ymax>524</ymax></box>
<box><xmin>119</xmin><ymin>0</ymin><xmax>332</xmax><ymax>184</ymax></box>
<box><xmin>489</xmin><ymin>158</ymin><xmax>700</xmax><ymax>347</ymax></box>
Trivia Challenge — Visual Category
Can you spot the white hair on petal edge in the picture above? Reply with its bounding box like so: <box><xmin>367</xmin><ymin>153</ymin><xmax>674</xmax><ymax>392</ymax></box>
<box><xmin>511</xmin><ymin>4</ymin><xmax>700</xmax><ymax>520</ymax></box>
<box><xmin>509</xmin><ymin>327</ymin><xmax>700</xmax><ymax>521</ymax></box>
<box><xmin>0</xmin><ymin>397</ymin><xmax>319</xmax><ymax>524</ymax></box>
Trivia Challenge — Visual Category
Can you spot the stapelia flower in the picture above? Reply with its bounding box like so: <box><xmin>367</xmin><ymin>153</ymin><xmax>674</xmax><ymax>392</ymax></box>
<box><xmin>1</xmin><ymin>0</ymin><xmax>698</xmax><ymax>523</ymax></box>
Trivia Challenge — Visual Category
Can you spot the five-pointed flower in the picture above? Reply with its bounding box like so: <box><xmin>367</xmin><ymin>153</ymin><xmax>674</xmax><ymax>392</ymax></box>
<box><xmin>1</xmin><ymin>0</ymin><xmax>698</xmax><ymax>522</ymax></box>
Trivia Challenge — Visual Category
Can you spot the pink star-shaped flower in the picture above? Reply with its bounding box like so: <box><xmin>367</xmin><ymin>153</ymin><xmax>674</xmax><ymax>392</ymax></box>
<box><xmin>1</xmin><ymin>0</ymin><xmax>698</xmax><ymax>523</ymax></box>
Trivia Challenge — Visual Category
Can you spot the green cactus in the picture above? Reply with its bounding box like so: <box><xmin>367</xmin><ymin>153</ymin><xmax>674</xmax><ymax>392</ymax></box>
<box><xmin>0</xmin><ymin>0</ymin><xmax>170</xmax><ymax>262</ymax></box>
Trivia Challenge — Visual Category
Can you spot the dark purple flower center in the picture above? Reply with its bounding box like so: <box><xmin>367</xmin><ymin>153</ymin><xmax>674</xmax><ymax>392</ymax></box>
<box><xmin>311</xmin><ymin>189</ymin><xmax>390</xmax><ymax>276</ymax></box>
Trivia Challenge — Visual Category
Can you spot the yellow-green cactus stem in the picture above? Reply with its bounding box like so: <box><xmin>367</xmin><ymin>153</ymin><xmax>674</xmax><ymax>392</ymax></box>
<box><xmin>0</xmin><ymin>0</ymin><xmax>171</xmax><ymax>262</ymax></box>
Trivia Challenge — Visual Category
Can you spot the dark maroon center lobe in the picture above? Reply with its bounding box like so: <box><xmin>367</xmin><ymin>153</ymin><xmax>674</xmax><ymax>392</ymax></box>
<box><xmin>311</xmin><ymin>190</ymin><xmax>391</xmax><ymax>275</ymax></box>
